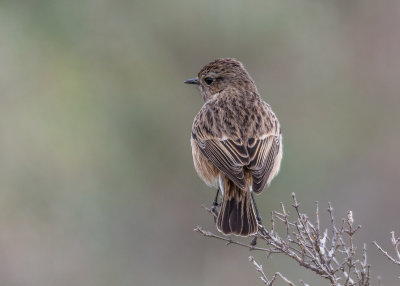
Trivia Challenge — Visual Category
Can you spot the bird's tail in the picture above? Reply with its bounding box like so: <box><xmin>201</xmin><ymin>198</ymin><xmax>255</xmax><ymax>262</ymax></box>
<box><xmin>216</xmin><ymin>180</ymin><xmax>258</xmax><ymax>236</ymax></box>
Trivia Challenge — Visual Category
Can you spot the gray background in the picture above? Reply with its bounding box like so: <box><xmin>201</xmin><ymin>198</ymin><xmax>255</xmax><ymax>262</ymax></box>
<box><xmin>1</xmin><ymin>1</ymin><xmax>400</xmax><ymax>285</ymax></box>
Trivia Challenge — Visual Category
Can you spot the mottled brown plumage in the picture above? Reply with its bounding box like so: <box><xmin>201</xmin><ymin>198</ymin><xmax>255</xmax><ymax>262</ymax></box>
<box><xmin>186</xmin><ymin>58</ymin><xmax>282</xmax><ymax>236</ymax></box>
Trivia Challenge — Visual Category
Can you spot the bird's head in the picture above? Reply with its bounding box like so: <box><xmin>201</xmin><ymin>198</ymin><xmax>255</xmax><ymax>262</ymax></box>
<box><xmin>185</xmin><ymin>58</ymin><xmax>256</xmax><ymax>101</ymax></box>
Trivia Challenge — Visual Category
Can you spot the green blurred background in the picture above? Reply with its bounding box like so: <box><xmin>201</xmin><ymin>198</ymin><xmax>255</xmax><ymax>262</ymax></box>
<box><xmin>1</xmin><ymin>1</ymin><xmax>400</xmax><ymax>285</ymax></box>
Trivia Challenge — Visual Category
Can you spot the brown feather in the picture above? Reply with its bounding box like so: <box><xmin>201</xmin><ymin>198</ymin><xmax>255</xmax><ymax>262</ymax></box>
<box><xmin>191</xmin><ymin>88</ymin><xmax>281</xmax><ymax>193</ymax></box>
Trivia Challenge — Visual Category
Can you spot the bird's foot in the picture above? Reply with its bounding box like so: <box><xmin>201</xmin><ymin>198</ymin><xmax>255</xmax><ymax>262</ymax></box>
<box><xmin>210</xmin><ymin>202</ymin><xmax>220</xmax><ymax>217</ymax></box>
<box><xmin>256</xmin><ymin>215</ymin><xmax>263</xmax><ymax>225</ymax></box>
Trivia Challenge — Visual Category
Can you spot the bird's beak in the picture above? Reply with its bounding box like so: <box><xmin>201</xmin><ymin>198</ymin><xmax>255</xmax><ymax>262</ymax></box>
<box><xmin>184</xmin><ymin>77</ymin><xmax>199</xmax><ymax>85</ymax></box>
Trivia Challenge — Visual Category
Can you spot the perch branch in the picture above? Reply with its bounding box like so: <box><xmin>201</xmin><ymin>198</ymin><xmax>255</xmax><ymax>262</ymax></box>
<box><xmin>195</xmin><ymin>192</ymin><xmax>371</xmax><ymax>286</ymax></box>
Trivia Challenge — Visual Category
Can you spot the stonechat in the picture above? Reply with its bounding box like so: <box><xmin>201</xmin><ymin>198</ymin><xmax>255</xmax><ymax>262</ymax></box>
<box><xmin>185</xmin><ymin>58</ymin><xmax>282</xmax><ymax>236</ymax></box>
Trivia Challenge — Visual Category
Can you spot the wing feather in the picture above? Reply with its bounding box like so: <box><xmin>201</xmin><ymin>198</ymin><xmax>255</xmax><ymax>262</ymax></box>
<box><xmin>248</xmin><ymin>136</ymin><xmax>280</xmax><ymax>193</ymax></box>
<box><xmin>192</xmin><ymin>98</ymin><xmax>281</xmax><ymax>193</ymax></box>
<box><xmin>195</xmin><ymin>137</ymin><xmax>248</xmax><ymax>189</ymax></box>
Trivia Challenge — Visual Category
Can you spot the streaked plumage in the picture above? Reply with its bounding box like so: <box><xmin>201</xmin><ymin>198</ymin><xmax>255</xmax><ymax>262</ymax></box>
<box><xmin>186</xmin><ymin>58</ymin><xmax>282</xmax><ymax>236</ymax></box>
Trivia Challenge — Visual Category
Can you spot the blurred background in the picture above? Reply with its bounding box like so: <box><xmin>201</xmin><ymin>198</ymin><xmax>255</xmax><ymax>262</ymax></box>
<box><xmin>1</xmin><ymin>0</ymin><xmax>400</xmax><ymax>285</ymax></box>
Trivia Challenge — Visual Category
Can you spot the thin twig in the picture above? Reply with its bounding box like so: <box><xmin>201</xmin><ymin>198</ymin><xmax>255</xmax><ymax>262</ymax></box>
<box><xmin>373</xmin><ymin>241</ymin><xmax>400</xmax><ymax>265</ymax></box>
<box><xmin>194</xmin><ymin>226</ymin><xmax>267</xmax><ymax>251</ymax></box>
<box><xmin>249</xmin><ymin>256</ymin><xmax>297</xmax><ymax>286</ymax></box>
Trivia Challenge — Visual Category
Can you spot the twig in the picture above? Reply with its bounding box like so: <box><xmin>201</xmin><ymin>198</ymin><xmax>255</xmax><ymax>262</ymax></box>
<box><xmin>249</xmin><ymin>256</ymin><xmax>297</xmax><ymax>286</ymax></box>
<box><xmin>194</xmin><ymin>226</ymin><xmax>267</xmax><ymax>251</ymax></box>
<box><xmin>373</xmin><ymin>232</ymin><xmax>400</xmax><ymax>266</ymax></box>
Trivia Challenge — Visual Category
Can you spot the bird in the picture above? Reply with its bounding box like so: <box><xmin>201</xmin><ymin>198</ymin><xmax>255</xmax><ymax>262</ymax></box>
<box><xmin>185</xmin><ymin>58</ymin><xmax>282</xmax><ymax>237</ymax></box>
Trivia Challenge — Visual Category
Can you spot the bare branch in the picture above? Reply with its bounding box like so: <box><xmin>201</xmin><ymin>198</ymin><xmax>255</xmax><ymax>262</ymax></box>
<box><xmin>373</xmin><ymin>232</ymin><xmax>400</xmax><ymax>266</ymax></box>
<box><xmin>249</xmin><ymin>256</ymin><xmax>297</xmax><ymax>286</ymax></box>
<box><xmin>194</xmin><ymin>226</ymin><xmax>268</xmax><ymax>251</ymax></box>
<box><xmin>196</xmin><ymin>193</ymin><xmax>372</xmax><ymax>285</ymax></box>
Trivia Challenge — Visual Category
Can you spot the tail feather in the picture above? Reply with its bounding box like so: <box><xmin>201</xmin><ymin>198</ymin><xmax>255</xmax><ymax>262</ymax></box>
<box><xmin>217</xmin><ymin>181</ymin><xmax>258</xmax><ymax>236</ymax></box>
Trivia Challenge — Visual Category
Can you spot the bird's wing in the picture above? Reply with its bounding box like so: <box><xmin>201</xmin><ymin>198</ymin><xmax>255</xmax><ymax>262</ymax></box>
<box><xmin>192</xmin><ymin>97</ymin><xmax>281</xmax><ymax>192</ymax></box>
<box><xmin>248</xmin><ymin>135</ymin><xmax>281</xmax><ymax>193</ymax></box>
<box><xmin>192</xmin><ymin>123</ymin><xmax>249</xmax><ymax>190</ymax></box>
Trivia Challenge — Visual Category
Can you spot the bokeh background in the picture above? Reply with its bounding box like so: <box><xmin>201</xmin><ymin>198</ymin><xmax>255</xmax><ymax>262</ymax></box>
<box><xmin>1</xmin><ymin>1</ymin><xmax>400</xmax><ymax>285</ymax></box>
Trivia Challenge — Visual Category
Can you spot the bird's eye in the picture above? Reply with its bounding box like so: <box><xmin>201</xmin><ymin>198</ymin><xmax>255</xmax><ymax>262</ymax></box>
<box><xmin>204</xmin><ymin>77</ymin><xmax>213</xmax><ymax>85</ymax></box>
